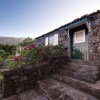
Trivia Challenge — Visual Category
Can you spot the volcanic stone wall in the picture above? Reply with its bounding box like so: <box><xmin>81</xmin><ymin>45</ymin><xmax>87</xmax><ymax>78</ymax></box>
<box><xmin>89</xmin><ymin>12</ymin><xmax>100</xmax><ymax>65</ymax></box>
<box><xmin>58</xmin><ymin>29</ymin><xmax>70</xmax><ymax>57</ymax></box>
<box><xmin>2</xmin><ymin>56</ymin><xmax>68</xmax><ymax>98</ymax></box>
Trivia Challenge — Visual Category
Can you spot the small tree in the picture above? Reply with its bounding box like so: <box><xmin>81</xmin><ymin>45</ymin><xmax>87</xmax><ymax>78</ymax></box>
<box><xmin>19</xmin><ymin>37</ymin><xmax>34</xmax><ymax>47</ymax></box>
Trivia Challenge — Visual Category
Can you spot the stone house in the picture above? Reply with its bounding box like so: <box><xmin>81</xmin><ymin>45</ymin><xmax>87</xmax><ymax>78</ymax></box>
<box><xmin>2</xmin><ymin>10</ymin><xmax>100</xmax><ymax>100</ymax></box>
<box><xmin>35</xmin><ymin>10</ymin><xmax>100</xmax><ymax>66</ymax></box>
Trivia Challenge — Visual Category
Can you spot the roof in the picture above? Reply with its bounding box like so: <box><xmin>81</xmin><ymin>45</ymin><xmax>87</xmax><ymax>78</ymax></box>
<box><xmin>35</xmin><ymin>10</ymin><xmax>100</xmax><ymax>39</ymax></box>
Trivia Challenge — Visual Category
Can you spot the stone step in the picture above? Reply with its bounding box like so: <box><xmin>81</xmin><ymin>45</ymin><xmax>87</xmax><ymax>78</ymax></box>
<box><xmin>2</xmin><ymin>89</ymin><xmax>48</xmax><ymax>100</ymax></box>
<box><xmin>96</xmin><ymin>80</ymin><xmax>100</xmax><ymax>86</ymax></box>
<box><xmin>60</xmin><ymin>62</ymin><xmax>99</xmax><ymax>83</ymax></box>
<box><xmin>70</xmin><ymin>59</ymin><xmax>91</xmax><ymax>65</ymax></box>
<box><xmin>52</xmin><ymin>74</ymin><xmax>100</xmax><ymax>99</ymax></box>
<box><xmin>58</xmin><ymin>69</ymin><xmax>75</xmax><ymax>78</ymax></box>
<box><xmin>64</xmin><ymin>63</ymin><xmax>98</xmax><ymax>72</ymax></box>
<box><xmin>57</xmin><ymin>67</ymin><xmax>99</xmax><ymax>83</ymax></box>
<box><xmin>63</xmin><ymin>63</ymin><xmax>80</xmax><ymax>72</ymax></box>
<box><xmin>37</xmin><ymin>78</ymin><xmax>98</xmax><ymax>100</ymax></box>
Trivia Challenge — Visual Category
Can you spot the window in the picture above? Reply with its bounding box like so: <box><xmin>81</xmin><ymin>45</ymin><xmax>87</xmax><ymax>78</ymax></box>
<box><xmin>45</xmin><ymin>37</ymin><xmax>48</xmax><ymax>46</ymax></box>
<box><xmin>74</xmin><ymin>30</ymin><xmax>85</xmax><ymax>43</ymax></box>
<box><xmin>49</xmin><ymin>35</ymin><xmax>54</xmax><ymax>45</ymax></box>
<box><xmin>54</xmin><ymin>34</ymin><xmax>58</xmax><ymax>45</ymax></box>
<box><xmin>45</xmin><ymin>34</ymin><xmax>58</xmax><ymax>46</ymax></box>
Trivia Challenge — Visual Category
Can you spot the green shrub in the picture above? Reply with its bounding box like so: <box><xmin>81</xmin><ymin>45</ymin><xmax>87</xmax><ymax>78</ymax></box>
<box><xmin>19</xmin><ymin>44</ymin><xmax>45</xmax><ymax>64</ymax></box>
<box><xmin>0</xmin><ymin>74</ymin><xmax>3</xmax><ymax>81</ymax></box>
<box><xmin>0</xmin><ymin>49</ymin><xmax>5</xmax><ymax>55</ymax></box>
<box><xmin>52</xmin><ymin>49</ymin><xmax>62</xmax><ymax>56</ymax></box>
<box><xmin>7</xmin><ymin>61</ymin><xmax>25</xmax><ymax>69</ymax></box>
<box><xmin>52</xmin><ymin>44</ymin><xmax>63</xmax><ymax>50</ymax></box>
<box><xmin>10</xmin><ymin>44</ymin><xmax>63</xmax><ymax>69</ymax></box>
<box><xmin>44</xmin><ymin>46</ymin><xmax>51</xmax><ymax>56</ymax></box>
<box><xmin>44</xmin><ymin>44</ymin><xmax>63</xmax><ymax>56</ymax></box>
<box><xmin>0</xmin><ymin>56</ymin><xmax>4</xmax><ymax>62</ymax></box>
<box><xmin>7</xmin><ymin>61</ymin><xmax>17</xmax><ymax>69</ymax></box>
<box><xmin>7</xmin><ymin>55</ymin><xmax>15</xmax><ymax>60</ymax></box>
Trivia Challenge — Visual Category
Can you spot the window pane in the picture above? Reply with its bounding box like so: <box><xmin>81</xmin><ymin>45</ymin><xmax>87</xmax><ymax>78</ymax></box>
<box><xmin>74</xmin><ymin>30</ymin><xmax>85</xmax><ymax>43</ymax></box>
<box><xmin>49</xmin><ymin>36</ymin><xmax>54</xmax><ymax>45</ymax></box>
<box><xmin>45</xmin><ymin>37</ymin><xmax>48</xmax><ymax>46</ymax></box>
<box><xmin>54</xmin><ymin>34</ymin><xmax>58</xmax><ymax>45</ymax></box>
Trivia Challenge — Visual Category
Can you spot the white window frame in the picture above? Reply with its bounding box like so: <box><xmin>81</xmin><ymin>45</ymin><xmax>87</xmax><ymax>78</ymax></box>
<box><xmin>45</xmin><ymin>33</ymin><xmax>58</xmax><ymax>46</ymax></box>
<box><xmin>48</xmin><ymin>35</ymin><xmax>54</xmax><ymax>45</ymax></box>
<box><xmin>54</xmin><ymin>34</ymin><xmax>58</xmax><ymax>45</ymax></box>
<box><xmin>45</xmin><ymin>37</ymin><xmax>48</xmax><ymax>46</ymax></box>
<box><xmin>74</xmin><ymin>29</ymin><xmax>85</xmax><ymax>44</ymax></box>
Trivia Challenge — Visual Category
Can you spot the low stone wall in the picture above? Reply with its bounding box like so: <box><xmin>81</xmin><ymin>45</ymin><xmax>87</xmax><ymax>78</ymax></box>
<box><xmin>1</xmin><ymin>56</ymin><xmax>68</xmax><ymax>98</ymax></box>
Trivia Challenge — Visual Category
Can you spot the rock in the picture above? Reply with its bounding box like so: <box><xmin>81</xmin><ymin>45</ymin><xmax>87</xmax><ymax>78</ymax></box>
<box><xmin>52</xmin><ymin>74</ymin><xmax>100</xmax><ymax>99</ymax></box>
<box><xmin>74</xmin><ymin>65</ymin><xmax>99</xmax><ymax>83</ymax></box>
<box><xmin>37</xmin><ymin>78</ymin><xmax>98</xmax><ymax>100</ymax></box>
<box><xmin>3</xmin><ymin>89</ymin><xmax>48</xmax><ymax>100</ymax></box>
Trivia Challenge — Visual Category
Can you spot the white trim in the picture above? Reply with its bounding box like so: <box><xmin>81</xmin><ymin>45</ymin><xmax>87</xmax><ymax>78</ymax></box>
<box><xmin>48</xmin><ymin>35</ymin><xmax>54</xmax><ymax>45</ymax></box>
<box><xmin>45</xmin><ymin>37</ymin><xmax>48</xmax><ymax>46</ymax></box>
<box><xmin>74</xmin><ymin>29</ymin><xmax>85</xmax><ymax>44</ymax></box>
<box><xmin>54</xmin><ymin>34</ymin><xmax>58</xmax><ymax>45</ymax></box>
<box><xmin>45</xmin><ymin>33</ymin><xmax>58</xmax><ymax>46</ymax></box>
<box><xmin>86</xmin><ymin>22</ymin><xmax>91</xmax><ymax>32</ymax></box>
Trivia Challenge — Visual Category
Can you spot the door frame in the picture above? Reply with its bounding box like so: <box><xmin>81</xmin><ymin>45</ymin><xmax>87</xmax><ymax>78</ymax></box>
<box><xmin>69</xmin><ymin>24</ymin><xmax>89</xmax><ymax>60</ymax></box>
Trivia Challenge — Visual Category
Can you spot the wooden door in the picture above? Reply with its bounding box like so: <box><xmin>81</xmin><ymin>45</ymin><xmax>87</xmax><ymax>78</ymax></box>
<box><xmin>71</xmin><ymin>29</ymin><xmax>88</xmax><ymax>60</ymax></box>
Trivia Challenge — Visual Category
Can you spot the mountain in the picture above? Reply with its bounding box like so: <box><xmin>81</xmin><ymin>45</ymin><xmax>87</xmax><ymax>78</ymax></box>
<box><xmin>0</xmin><ymin>36</ymin><xmax>25</xmax><ymax>45</ymax></box>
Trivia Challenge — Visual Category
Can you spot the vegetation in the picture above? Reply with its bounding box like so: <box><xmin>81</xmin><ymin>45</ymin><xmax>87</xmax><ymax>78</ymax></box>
<box><xmin>0</xmin><ymin>74</ymin><xmax>3</xmax><ymax>81</ymax></box>
<box><xmin>0</xmin><ymin>44</ymin><xmax>16</xmax><ymax>59</ymax></box>
<box><xmin>7</xmin><ymin>61</ymin><xmax>25</xmax><ymax>69</ymax></box>
<box><xmin>7</xmin><ymin>55</ymin><xmax>15</xmax><ymax>60</ymax></box>
<box><xmin>18</xmin><ymin>37</ymin><xmax>34</xmax><ymax>47</ymax></box>
<box><xmin>0</xmin><ymin>56</ymin><xmax>4</xmax><ymax>62</ymax></box>
<box><xmin>7</xmin><ymin>44</ymin><xmax>63</xmax><ymax>69</ymax></box>
<box><xmin>41</xmin><ymin>44</ymin><xmax>63</xmax><ymax>57</ymax></box>
<box><xmin>0</xmin><ymin>49</ymin><xmax>5</xmax><ymax>55</ymax></box>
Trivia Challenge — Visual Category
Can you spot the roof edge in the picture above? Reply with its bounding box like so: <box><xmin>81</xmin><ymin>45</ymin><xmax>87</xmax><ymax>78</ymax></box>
<box><xmin>35</xmin><ymin>10</ymin><xmax>100</xmax><ymax>39</ymax></box>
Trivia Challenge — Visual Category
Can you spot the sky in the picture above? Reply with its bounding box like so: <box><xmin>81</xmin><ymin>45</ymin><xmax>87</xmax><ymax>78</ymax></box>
<box><xmin>0</xmin><ymin>0</ymin><xmax>100</xmax><ymax>38</ymax></box>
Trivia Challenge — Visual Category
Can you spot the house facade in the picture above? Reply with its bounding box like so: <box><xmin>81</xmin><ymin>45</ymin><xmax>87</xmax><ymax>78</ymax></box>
<box><xmin>35</xmin><ymin>10</ymin><xmax>100</xmax><ymax>65</ymax></box>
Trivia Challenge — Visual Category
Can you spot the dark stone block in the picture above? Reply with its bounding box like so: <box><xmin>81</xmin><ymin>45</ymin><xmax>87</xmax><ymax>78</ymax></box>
<box><xmin>92</xmin><ymin>19</ymin><xmax>100</xmax><ymax>28</ymax></box>
<box><xmin>74</xmin><ymin>66</ymin><xmax>99</xmax><ymax>83</ymax></box>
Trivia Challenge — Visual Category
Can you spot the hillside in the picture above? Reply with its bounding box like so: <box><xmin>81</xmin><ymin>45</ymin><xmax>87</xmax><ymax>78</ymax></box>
<box><xmin>0</xmin><ymin>36</ymin><xmax>25</xmax><ymax>45</ymax></box>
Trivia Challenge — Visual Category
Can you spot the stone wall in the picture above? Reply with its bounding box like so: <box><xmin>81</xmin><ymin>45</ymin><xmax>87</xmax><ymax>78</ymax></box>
<box><xmin>58</xmin><ymin>29</ymin><xmax>70</xmax><ymax>57</ymax></box>
<box><xmin>2</xmin><ymin>56</ymin><xmax>68</xmax><ymax>98</ymax></box>
<box><xmin>89</xmin><ymin>12</ymin><xmax>100</xmax><ymax>65</ymax></box>
<box><xmin>58</xmin><ymin>30</ymin><xmax>69</xmax><ymax>47</ymax></box>
<box><xmin>35</xmin><ymin>29</ymin><xmax>69</xmax><ymax>48</ymax></box>
<box><xmin>35</xmin><ymin>30</ymin><xmax>60</xmax><ymax>46</ymax></box>
<box><xmin>35</xmin><ymin>36</ymin><xmax>45</xmax><ymax>46</ymax></box>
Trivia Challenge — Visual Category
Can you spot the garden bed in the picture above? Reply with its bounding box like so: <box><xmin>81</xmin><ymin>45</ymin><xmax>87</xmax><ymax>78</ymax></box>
<box><xmin>1</xmin><ymin>56</ymin><xmax>69</xmax><ymax>98</ymax></box>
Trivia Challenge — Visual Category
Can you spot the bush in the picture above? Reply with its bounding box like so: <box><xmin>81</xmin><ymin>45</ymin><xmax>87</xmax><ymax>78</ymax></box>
<box><xmin>45</xmin><ymin>44</ymin><xmax>63</xmax><ymax>56</ymax></box>
<box><xmin>0</xmin><ymin>74</ymin><xmax>3</xmax><ymax>81</ymax></box>
<box><xmin>7</xmin><ymin>55</ymin><xmax>15</xmax><ymax>60</ymax></box>
<box><xmin>0</xmin><ymin>56</ymin><xmax>4</xmax><ymax>62</ymax></box>
<box><xmin>8</xmin><ymin>44</ymin><xmax>64</xmax><ymax>69</ymax></box>
<box><xmin>7</xmin><ymin>61</ymin><xmax>17</xmax><ymax>69</ymax></box>
<box><xmin>20</xmin><ymin>44</ymin><xmax>45</xmax><ymax>64</ymax></box>
<box><xmin>0</xmin><ymin>49</ymin><xmax>5</xmax><ymax>55</ymax></box>
<box><xmin>7</xmin><ymin>61</ymin><xmax>25</xmax><ymax>69</ymax></box>
<box><xmin>52</xmin><ymin>49</ymin><xmax>62</xmax><ymax>56</ymax></box>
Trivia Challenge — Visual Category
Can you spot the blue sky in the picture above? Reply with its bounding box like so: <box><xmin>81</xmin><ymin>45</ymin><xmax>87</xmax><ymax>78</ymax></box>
<box><xmin>0</xmin><ymin>0</ymin><xmax>100</xmax><ymax>38</ymax></box>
